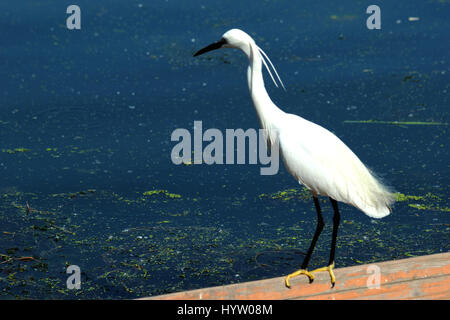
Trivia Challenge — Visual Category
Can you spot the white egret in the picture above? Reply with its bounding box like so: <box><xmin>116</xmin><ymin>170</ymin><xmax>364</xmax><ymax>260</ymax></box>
<box><xmin>194</xmin><ymin>29</ymin><xmax>395</xmax><ymax>288</ymax></box>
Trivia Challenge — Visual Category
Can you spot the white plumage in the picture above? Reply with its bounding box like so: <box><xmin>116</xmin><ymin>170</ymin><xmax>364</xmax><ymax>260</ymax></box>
<box><xmin>194</xmin><ymin>28</ymin><xmax>395</xmax><ymax>287</ymax></box>
<box><xmin>218</xmin><ymin>28</ymin><xmax>395</xmax><ymax>218</ymax></box>
<box><xmin>278</xmin><ymin>113</ymin><xmax>394</xmax><ymax>218</ymax></box>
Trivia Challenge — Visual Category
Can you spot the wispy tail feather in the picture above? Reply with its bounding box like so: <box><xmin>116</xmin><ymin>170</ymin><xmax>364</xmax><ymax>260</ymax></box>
<box><xmin>351</xmin><ymin>168</ymin><xmax>395</xmax><ymax>218</ymax></box>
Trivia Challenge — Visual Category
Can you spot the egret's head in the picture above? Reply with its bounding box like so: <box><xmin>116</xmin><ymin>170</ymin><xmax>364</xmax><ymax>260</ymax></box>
<box><xmin>221</xmin><ymin>29</ymin><xmax>254</xmax><ymax>49</ymax></box>
<box><xmin>193</xmin><ymin>28</ymin><xmax>253</xmax><ymax>57</ymax></box>
<box><xmin>193</xmin><ymin>29</ymin><xmax>286</xmax><ymax>90</ymax></box>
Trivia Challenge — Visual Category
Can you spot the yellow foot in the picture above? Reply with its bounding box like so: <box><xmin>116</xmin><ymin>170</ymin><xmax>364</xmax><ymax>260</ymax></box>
<box><xmin>310</xmin><ymin>262</ymin><xmax>336</xmax><ymax>287</ymax></box>
<box><xmin>285</xmin><ymin>269</ymin><xmax>315</xmax><ymax>288</ymax></box>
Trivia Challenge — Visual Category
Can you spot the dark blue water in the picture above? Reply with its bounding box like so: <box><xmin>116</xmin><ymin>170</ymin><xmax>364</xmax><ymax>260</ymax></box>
<box><xmin>0</xmin><ymin>1</ymin><xmax>448</xmax><ymax>299</ymax></box>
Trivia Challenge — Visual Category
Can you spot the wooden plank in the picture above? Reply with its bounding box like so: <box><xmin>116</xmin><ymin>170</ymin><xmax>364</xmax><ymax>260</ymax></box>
<box><xmin>141</xmin><ymin>252</ymin><xmax>450</xmax><ymax>300</ymax></box>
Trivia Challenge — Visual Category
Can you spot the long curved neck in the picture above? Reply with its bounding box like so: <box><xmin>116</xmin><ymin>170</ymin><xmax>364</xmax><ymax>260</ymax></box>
<box><xmin>245</xmin><ymin>41</ymin><xmax>284</xmax><ymax>130</ymax></box>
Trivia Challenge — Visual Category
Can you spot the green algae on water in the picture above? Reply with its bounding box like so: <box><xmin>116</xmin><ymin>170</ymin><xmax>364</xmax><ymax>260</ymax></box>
<box><xmin>259</xmin><ymin>187</ymin><xmax>311</xmax><ymax>202</ymax></box>
<box><xmin>343</xmin><ymin>120</ymin><xmax>448</xmax><ymax>126</ymax></box>
<box><xmin>394</xmin><ymin>192</ymin><xmax>449</xmax><ymax>212</ymax></box>
<box><xmin>143</xmin><ymin>190</ymin><xmax>181</xmax><ymax>199</ymax></box>
<box><xmin>2</xmin><ymin>148</ymin><xmax>31</xmax><ymax>154</ymax></box>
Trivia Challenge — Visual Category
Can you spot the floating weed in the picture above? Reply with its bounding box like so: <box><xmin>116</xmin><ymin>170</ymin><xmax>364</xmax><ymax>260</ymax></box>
<box><xmin>259</xmin><ymin>187</ymin><xmax>311</xmax><ymax>202</ymax></box>
<box><xmin>330</xmin><ymin>14</ymin><xmax>357</xmax><ymax>21</ymax></box>
<box><xmin>343</xmin><ymin>120</ymin><xmax>448</xmax><ymax>126</ymax></box>
<box><xmin>408</xmin><ymin>203</ymin><xmax>449</xmax><ymax>212</ymax></box>
<box><xmin>394</xmin><ymin>192</ymin><xmax>449</xmax><ymax>212</ymax></box>
<box><xmin>0</xmin><ymin>187</ymin><xmax>447</xmax><ymax>299</ymax></box>
<box><xmin>2</xmin><ymin>148</ymin><xmax>31</xmax><ymax>154</ymax></box>
<box><xmin>51</xmin><ymin>189</ymin><xmax>96</xmax><ymax>199</ymax></box>
<box><xmin>394</xmin><ymin>193</ymin><xmax>425</xmax><ymax>202</ymax></box>
<box><xmin>143</xmin><ymin>190</ymin><xmax>181</xmax><ymax>199</ymax></box>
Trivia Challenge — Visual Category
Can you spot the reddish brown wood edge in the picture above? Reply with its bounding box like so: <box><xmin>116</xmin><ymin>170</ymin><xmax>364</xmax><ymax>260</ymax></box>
<box><xmin>140</xmin><ymin>252</ymin><xmax>450</xmax><ymax>300</ymax></box>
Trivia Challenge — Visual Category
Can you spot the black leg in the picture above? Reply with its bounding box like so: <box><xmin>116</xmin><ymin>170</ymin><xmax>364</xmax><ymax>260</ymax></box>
<box><xmin>328</xmin><ymin>197</ymin><xmax>341</xmax><ymax>266</ymax></box>
<box><xmin>285</xmin><ymin>196</ymin><xmax>340</xmax><ymax>288</ymax></box>
<box><xmin>301</xmin><ymin>196</ymin><xmax>325</xmax><ymax>270</ymax></box>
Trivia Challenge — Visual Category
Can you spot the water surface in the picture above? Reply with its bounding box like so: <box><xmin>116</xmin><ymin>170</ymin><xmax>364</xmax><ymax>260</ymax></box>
<box><xmin>0</xmin><ymin>0</ymin><xmax>448</xmax><ymax>299</ymax></box>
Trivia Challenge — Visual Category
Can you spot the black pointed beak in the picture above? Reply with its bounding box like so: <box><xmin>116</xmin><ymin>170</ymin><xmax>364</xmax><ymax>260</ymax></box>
<box><xmin>193</xmin><ymin>38</ymin><xmax>227</xmax><ymax>57</ymax></box>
